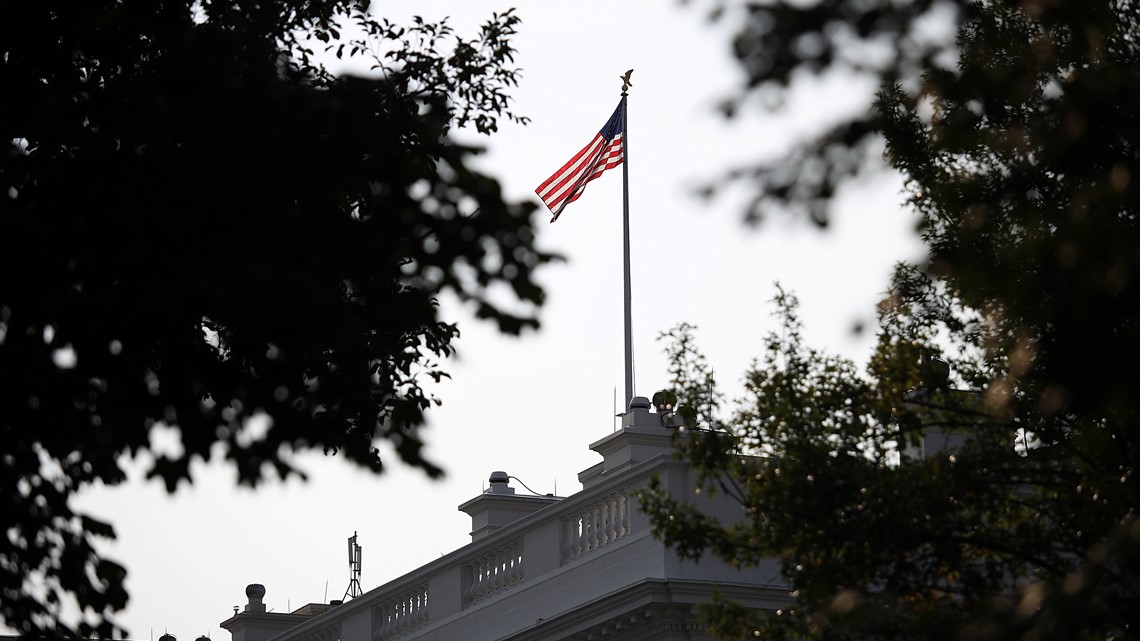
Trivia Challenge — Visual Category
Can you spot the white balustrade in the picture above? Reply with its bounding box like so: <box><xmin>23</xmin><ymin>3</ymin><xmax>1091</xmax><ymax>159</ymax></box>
<box><xmin>561</xmin><ymin>489</ymin><xmax>630</xmax><ymax>563</ymax></box>
<box><xmin>461</xmin><ymin>537</ymin><xmax>524</xmax><ymax>607</ymax></box>
<box><xmin>259</xmin><ymin>454</ymin><xmax>689</xmax><ymax>641</ymax></box>
<box><xmin>374</xmin><ymin>585</ymin><xmax>428</xmax><ymax>640</ymax></box>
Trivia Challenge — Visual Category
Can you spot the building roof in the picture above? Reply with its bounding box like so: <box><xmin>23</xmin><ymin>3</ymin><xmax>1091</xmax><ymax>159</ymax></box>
<box><xmin>220</xmin><ymin>404</ymin><xmax>787</xmax><ymax>641</ymax></box>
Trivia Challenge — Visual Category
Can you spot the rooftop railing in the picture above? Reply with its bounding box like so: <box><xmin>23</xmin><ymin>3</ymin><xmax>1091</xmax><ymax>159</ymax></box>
<box><xmin>226</xmin><ymin>423</ymin><xmax>786</xmax><ymax>641</ymax></box>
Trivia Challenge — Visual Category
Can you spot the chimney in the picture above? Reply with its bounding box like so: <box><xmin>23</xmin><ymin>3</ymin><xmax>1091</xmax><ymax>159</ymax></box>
<box><xmin>457</xmin><ymin>472</ymin><xmax>560</xmax><ymax>542</ymax></box>
<box><xmin>244</xmin><ymin>584</ymin><xmax>266</xmax><ymax>613</ymax></box>
<box><xmin>219</xmin><ymin>584</ymin><xmax>316</xmax><ymax>641</ymax></box>
<box><xmin>579</xmin><ymin>396</ymin><xmax>678</xmax><ymax>489</ymax></box>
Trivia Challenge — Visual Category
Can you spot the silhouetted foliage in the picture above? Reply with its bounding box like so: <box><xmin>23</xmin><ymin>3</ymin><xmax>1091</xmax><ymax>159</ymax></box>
<box><xmin>696</xmin><ymin>0</ymin><xmax>961</xmax><ymax>226</ymax></box>
<box><xmin>649</xmin><ymin>1</ymin><xmax>1140</xmax><ymax>639</ymax></box>
<box><xmin>878</xmin><ymin>0</ymin><xmax>1140</xmax><ymax>427</ymax></box>
<box><xmin>706</xmin><ymin>0</ymin><xmax>1139</xmax><ymax>421</ymax></box>
<box><xmin>647</xmin><ymin>269</ymin><xmax>1138</xmax><ymax>640</ymax></box>
<box><xmin>0</xmin><ymin>1</ymin><xmax>549</xmax><ymax>636</ymax></box>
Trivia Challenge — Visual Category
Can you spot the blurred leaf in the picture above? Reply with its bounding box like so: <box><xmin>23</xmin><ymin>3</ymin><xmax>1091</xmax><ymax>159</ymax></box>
<box><xmin>0</xmin><ymin>1</ymin><xmax>550</xmax><ymax>636</ymax></box>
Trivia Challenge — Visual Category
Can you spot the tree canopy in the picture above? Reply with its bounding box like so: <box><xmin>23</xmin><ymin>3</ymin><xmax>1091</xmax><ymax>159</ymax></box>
<box><xmin>0</xmin><ymin>1</ymin><xmax>550</xmax><ymax>636</ymax></box>
<box><xmin>646</xmin><ymin>1</ymin><xmax>1140</xmax><ymax>639</ymax></box>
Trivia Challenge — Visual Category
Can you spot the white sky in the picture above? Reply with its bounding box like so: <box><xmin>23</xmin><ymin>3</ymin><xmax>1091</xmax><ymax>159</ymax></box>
<box><xmin>67</xmin><ymin>2</ymin><xmax>926</xmax><ymax>639</ymax></box>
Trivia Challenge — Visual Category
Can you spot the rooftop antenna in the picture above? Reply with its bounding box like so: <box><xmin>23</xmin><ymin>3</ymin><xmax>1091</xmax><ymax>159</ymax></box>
<box><xmin>343</xmin><ymin>532</ymin><xmax>363</xmax><ymax>600</ymax></box>
<box><xmin>613</xmin><ymin>386</ymin><xmax>619</xmax><ymax>432</ymax></box>
<box><xmin>707</xmin><ymin>369</ymin><xmax>715</xmax><ymax>429</ymax></box>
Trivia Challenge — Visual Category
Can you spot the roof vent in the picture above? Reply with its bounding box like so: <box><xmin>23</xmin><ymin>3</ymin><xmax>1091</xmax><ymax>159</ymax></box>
<box><xmin>628</xmin><ymin>396</ymin><xmax>651</xmax><ymax>410</ymax></box>
<box><xmin>244</xmin><ymin>583</ymin><xmax>267</xmax><ymax>613</ymax></box>
<box><xmin>487</xmin><ymin>471</ymin><xmax>514</xmax><ymax>495</ymax></box>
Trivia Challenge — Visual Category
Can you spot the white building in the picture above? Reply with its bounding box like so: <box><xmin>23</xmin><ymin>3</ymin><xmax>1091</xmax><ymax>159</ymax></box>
<box><xmin>220</xmin><ymin>399</ymin><xmax>789</xmax><ymax>641</ymax></box>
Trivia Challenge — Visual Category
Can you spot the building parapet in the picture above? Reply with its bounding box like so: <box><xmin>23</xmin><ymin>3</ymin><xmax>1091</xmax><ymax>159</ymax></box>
<box><xmin>222</xmin><ymin>423</ymin><xmax>785</xmax><ymax>641</ymax></box>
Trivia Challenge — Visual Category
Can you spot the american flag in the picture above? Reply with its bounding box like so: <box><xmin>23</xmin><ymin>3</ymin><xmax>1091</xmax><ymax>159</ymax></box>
<box><xmin>535</xmin><ymin>101</ymin><xmax>625</xmax><ymax>222</ymax></box>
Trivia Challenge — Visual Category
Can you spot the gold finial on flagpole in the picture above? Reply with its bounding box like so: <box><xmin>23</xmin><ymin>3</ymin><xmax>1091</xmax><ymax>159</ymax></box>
<box><xmin>620</xmin><ymin>69</ymin><xmax>634</xmax><ymax>93</ymax></box>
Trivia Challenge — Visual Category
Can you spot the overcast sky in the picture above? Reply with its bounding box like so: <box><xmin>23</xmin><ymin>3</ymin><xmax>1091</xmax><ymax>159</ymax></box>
<box><xmin>68</xmin><ymin>2</ymin><xmax>926</xmax><ymax>639</ymax></box>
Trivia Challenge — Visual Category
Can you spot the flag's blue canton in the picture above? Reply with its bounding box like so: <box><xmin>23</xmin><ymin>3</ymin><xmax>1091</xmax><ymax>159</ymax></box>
<box><xmin>599</xmin><ymin>102</ymin><xmax>624</xmax><ymax>141</ymax></box>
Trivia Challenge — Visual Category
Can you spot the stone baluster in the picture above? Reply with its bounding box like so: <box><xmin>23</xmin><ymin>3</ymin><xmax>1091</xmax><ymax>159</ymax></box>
<box><xmin>588</xmin><ymin>506</ymin><xmax>600</xmax><ymax>551</ymax></box>
<box><xmin>513</xmin><ymin>543</ymin><xmax>523</xmax><ymax>582</ymax></box>
<box><xmin>603</xmin><ymin>496</ymin><xmax>617</xmax><ymax>543</ymax></box>
<box><xmin>572</xmin><ymin>517</ymin><xmax>584</xmax><ymax>558</ymax></box>
<box><xmin>477</xmin><ymin>554</ymin><xmax>491</xmax><ymax>597</ymax></box>
<box><xmin>616</xmin><ymin>493</ymin><xmax>628</xmax><ymax>537</ymax></box>
<box><xmin>379</xmin><ymin>606</ymin><xmax>392</xmax><ymax>639</ymax></box>
<box><xmin>492</xmin><ymin>554</ymin><xmax>505</xmax><ymax>592</ymax></box>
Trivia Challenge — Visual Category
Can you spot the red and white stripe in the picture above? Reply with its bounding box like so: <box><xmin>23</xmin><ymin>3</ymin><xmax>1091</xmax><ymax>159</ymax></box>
<box><xmin>536</xmin><ymin>131</ymin><xmax>624</xmax><ymax>222</ymax></box>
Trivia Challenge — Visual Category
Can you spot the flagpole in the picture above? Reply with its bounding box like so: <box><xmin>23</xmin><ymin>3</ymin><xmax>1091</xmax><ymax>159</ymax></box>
<box><xmin>534</xmin><ymin>74</ymin><xmax>634</xmax><ymax>409</ymax></box>
<box><xmin>620</xmin><ymin>89</ymin><xmax>633</xmax><ymax>410</ymax></box>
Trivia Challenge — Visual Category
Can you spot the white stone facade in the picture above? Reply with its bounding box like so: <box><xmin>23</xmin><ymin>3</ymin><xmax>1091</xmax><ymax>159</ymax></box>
<box><xmin>221</xmin><ymin>404</ymin><xmax>788</xmax><ymax>641</ymax></box>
